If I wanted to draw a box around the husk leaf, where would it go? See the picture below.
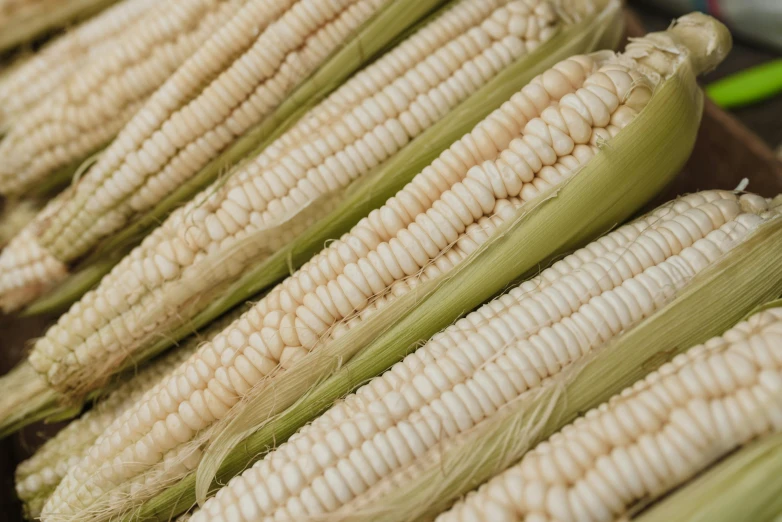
[632,431,782,522]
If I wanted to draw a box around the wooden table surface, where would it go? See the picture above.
[0,4,780,520]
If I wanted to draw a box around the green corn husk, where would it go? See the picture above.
[22,0,452,316]
[0,0,119,53]
[632,432,782,522]
[126,13,722,521]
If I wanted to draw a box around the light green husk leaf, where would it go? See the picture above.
[125,11,725,521]
[632,430,782,522]
[22,0,451,316]
[0,0,120,52]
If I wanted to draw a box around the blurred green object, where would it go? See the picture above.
[706,59,782,108]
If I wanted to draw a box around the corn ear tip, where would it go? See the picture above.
[669,12,732,75]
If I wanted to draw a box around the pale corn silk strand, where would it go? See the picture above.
[0,0,158,127]
[0,0,245,197]
[43,39,656,521]
[437,306,782,522]
[0,0,391,313]
[15,344,197,517]
[29,0,566,402]
[185,191,771,522]
[14,308,243,518]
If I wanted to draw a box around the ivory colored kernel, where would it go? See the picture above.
[439,306,782,522]
[44,16,697,521]
[0,0,245,197]
[188,191,774,521]
[0,0,157,127]
[13,311,239,519]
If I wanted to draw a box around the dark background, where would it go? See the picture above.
[0,3,780,521]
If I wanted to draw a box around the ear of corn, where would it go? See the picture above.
[0,0,445,313]
[177,189,782,522]
[24,0,599,318]
[0,0,120,52]
[0,0,621,436]
[0,0,247,199]
[22,0,623,319]
[40,14,726,522]
[436,302,782,522]
[436,303,782,522]
[193,10,730,505]
[632,430,782,522]
[0,198,42,247]
[13,306,244,520]
[0,0,158,130]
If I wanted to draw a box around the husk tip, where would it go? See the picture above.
[670,12,732,75]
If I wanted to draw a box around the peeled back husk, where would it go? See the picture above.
[632,431,782,522]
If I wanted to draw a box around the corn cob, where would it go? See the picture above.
[438,304,782,522]
[28,0,574,403]
[180,190,781,522]
[0,0,542,437]
[13,307,243,520]
[0,0,158,130]
[41,15,727,522]
[37,2,626,403]
[0,0,119,52]
[21,0,623,321]
[632,430,782,522]
[0,198,42,247]
[0,0,443,313]
[0,0,245,199]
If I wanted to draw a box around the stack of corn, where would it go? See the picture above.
[1,2,779,521]
[0,0,622,431]
[0,0,450,314]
